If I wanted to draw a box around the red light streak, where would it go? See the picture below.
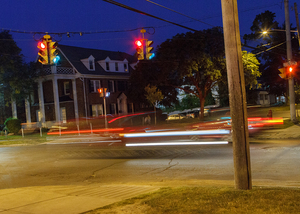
[47,128,124,135]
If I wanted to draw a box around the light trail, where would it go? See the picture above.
[126,141,228,147]
[121,129,230,138]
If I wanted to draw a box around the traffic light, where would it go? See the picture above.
[48,40,60,64]
[146,40,154,60]
[135,40,144,60]
[278,67,286,79]
[98,88,108,97]
[286,66,294,79]
[37,40,48,64]
[98,88,104,97]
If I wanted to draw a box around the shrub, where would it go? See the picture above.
[4,118,21,135]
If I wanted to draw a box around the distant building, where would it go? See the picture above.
[18,44,141,128]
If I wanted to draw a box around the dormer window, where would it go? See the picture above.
[81,55,95,71]
[115,63,119,71]
[89,60,94,70]
[106,62,110,71]
[124,63,128,72]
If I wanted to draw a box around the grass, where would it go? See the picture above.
[0,133,49,145]
[84,186,300,214]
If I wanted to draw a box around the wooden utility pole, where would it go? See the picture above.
[285,0,297,123]
[294,3,300,47]
[221,0,252,190]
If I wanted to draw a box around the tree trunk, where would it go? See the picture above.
[199,97,205,120]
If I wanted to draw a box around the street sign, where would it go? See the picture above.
[283,61,297,67]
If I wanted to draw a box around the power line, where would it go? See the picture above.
[102,0,197,32]
[145,0,215,27]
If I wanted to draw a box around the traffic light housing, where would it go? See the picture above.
[98,88,108,97]
[98,88,104,97]
[49,41,60,64]
[278,68,286,79]
[146,40,154,60]
[135,40,144,60]
[37,40,48,64]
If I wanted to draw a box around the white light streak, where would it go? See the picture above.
[126,141,228,147]
[123,129,230,138]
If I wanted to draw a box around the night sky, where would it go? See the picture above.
[0,0,297,62]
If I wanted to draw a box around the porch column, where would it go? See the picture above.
[38,80,46,124]
[52,76,60,123]
[25,98,31,127]
[11,98,17,118]
[72,78,79,122]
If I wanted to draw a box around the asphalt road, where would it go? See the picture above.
[1,138,300,189]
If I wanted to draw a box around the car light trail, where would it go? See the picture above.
[47,128,124,135]
[126,141,228,147]
[121,129,230,138]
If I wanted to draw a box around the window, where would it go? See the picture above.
[60,107,67,123]
[36,110,41,122]
[64,81,70,95]
[115,62,119,71]
[264,94,268,101]
[124,63,128,72]
[89,60,94,70]
[90,80,100,92]
[92,104,103,117]
[108,80,115,93]
[106,62,110,71]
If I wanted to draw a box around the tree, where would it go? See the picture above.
[154,27,226,119]
[218,50,261,106]
[243,11,299,99]
[0,31,37,122]
[145,84,164,125]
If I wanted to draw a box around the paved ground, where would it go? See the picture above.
[0,123,300,214]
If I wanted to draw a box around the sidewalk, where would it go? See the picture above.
[0,184,160,214]
[251,124,300,140]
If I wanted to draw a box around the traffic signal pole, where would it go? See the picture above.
[221,0,252,190]
[285,0,297,123]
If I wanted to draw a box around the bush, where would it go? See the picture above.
[4,118,21,135]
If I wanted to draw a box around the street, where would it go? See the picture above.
[1,139,300,189]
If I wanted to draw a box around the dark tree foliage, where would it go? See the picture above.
[243,10,300,98]
[153,27,225,119]
[0,31,38,123]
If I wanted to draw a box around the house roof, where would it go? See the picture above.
[57,44,137,75]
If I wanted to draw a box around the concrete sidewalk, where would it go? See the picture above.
[251,124,300,140]
[0,184,160,214]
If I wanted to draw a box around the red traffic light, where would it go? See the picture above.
[38,41,46,50]
[135,40,143,47]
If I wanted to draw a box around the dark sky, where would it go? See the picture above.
[0,0,297,62]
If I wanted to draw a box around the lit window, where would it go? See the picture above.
[92,104,103,117]
[124,63,128,72]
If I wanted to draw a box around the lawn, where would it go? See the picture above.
[0,133,49,145]
[84,186,300,214]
